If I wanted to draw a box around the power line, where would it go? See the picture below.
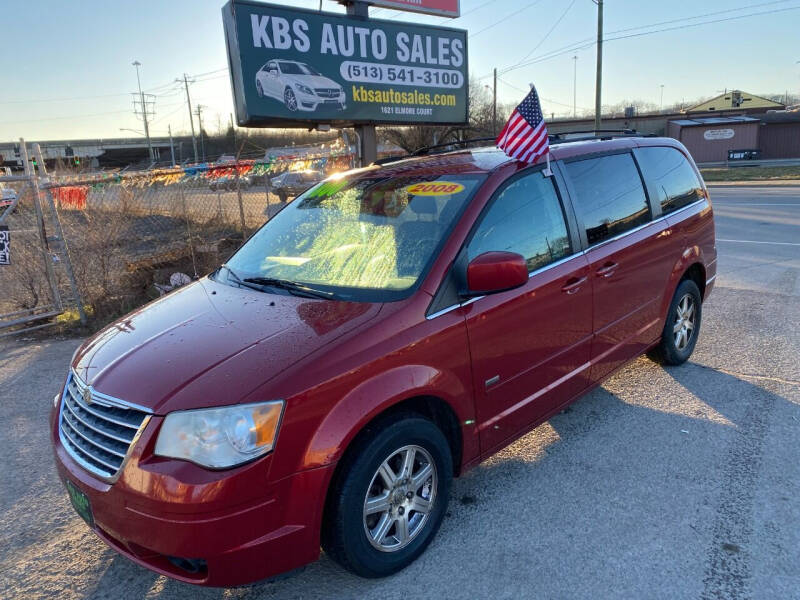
[605,0,797,37]
[497,77,589,110]
[508,0,577,68]
[497,3,800,77]
[0,109,130,125]
[469,0,544,38]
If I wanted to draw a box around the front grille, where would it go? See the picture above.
[59,372,150,479]
[314,88,340,98]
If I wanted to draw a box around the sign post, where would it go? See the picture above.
[346,1,376,165]
[222,0,468,165]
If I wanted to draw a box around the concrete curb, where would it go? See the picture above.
[706,180,800,187]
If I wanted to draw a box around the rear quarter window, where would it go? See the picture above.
[564,153,650,246]
[635,146,704,215]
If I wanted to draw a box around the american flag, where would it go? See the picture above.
[495,86,549,164]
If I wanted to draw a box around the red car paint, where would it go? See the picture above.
[51,136,716,586]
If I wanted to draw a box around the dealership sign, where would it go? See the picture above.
[703,128,735,141]
[368,0,460,18]
[222,0,468,127]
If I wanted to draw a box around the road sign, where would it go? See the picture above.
[222,0,468,127]
[367,0,460,18]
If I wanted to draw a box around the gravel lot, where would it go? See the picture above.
[1,186,798,600]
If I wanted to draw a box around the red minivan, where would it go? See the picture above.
[51,135,716,586]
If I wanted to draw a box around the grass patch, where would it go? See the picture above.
[701,165,800,182]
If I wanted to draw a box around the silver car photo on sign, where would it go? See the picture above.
[255,60,346,112]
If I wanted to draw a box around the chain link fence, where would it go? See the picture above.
[0,150,357,333]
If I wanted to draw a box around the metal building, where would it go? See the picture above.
[667,116,761,163]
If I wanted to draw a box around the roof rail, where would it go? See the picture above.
[549,128,638,142]
[372,136,496,165]
[371,130,651,166]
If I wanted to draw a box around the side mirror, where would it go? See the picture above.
[465,251,528,296]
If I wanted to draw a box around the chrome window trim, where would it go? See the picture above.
[425,197,707,321]
[58,370,152,483]
[583,198,706,252]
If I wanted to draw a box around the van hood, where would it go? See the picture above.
[72,277,381,414]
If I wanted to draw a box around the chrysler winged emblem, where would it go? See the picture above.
[82,386,93,405]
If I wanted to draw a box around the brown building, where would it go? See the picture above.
[758,111,800,159]
[667,116,761,163]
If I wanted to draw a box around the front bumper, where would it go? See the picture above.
[51,404,334,587]
[294,90,346,111]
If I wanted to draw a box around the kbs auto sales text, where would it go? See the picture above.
[250,15,464,68]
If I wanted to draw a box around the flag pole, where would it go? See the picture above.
[543,151,553,177]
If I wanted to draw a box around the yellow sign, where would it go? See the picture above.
[406,181,465,196]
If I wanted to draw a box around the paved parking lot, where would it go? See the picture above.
[1,185,798,600]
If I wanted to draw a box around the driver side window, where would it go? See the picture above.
[467,171,571,272]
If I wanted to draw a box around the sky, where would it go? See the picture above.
[2,0,800,142]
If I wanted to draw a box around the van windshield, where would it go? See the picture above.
[223,174,485,301]
[279,62,320,76]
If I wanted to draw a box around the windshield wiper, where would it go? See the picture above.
[217,264,274,294]
[219,265,334,300]
[243,277,335,300]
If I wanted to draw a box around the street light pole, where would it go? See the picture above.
[660,84,665,112]
[593,0,603,130]
[132,61,154,162]
[168,124,176,167]
[573,55,578,118]
[195,105,206,162]
[492,68,497,136]
[179,73,199,164]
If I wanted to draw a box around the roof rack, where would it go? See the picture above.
[548,128,639,143]
[372,137,496,165]
[372,129,652,166]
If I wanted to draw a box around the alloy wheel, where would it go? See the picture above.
[362,445,437,552]
[285,89,298,111]
[673,293,696,351]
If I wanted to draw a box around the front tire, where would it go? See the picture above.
[322,415,453,578]
[649,279,702,365]
[284,87,298,112]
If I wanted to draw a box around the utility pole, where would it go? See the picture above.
[168,124,176,167]
[347,1,377,165]
[594,0,603,130]
[132,61,154,161]
[660,84,665,112]
[572,55,578,118]
[492,68,497,136]
[195,105,206,162]
[230,113,237,154]
[178,73,199,163]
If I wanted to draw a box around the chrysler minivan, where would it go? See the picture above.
[52,134,716,586]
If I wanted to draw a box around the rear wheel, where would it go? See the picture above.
[322,415,452,578]
[649,279,702,365]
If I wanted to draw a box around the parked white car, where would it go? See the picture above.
[255,60,346,112]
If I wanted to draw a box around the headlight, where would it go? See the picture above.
[155,401,284,469]
[295,84,314,95]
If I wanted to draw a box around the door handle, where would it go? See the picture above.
[596,261,618,278]
[561,276,587,294]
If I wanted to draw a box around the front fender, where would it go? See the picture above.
[302,364,475,470]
